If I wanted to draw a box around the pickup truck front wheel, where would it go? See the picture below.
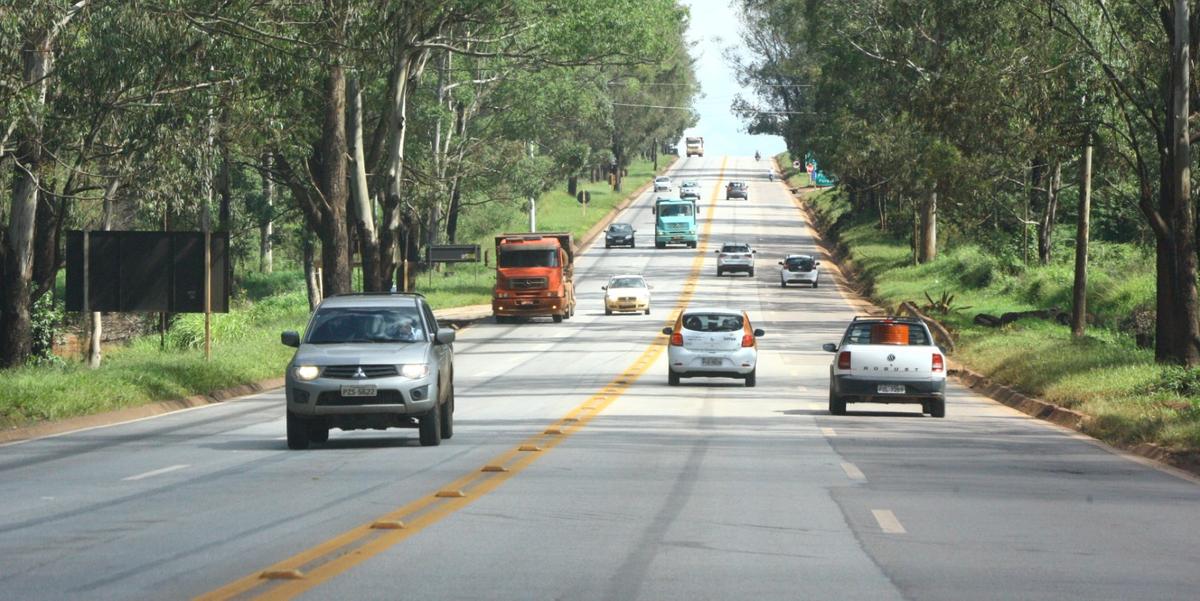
[286,411,311,450]
[419,404,443,446]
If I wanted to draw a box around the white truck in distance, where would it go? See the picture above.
[685,136,704,157]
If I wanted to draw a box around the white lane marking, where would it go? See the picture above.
[872,509,906,534]
[122,464,190,482]
[841,461,865,481]
[821,427,837,437]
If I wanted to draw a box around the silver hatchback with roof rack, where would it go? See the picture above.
[280,292,456,449]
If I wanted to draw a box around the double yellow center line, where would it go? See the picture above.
[197,157,728,600]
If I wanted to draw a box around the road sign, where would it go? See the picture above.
[427,244,481,263]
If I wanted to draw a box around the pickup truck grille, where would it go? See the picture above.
[317,390,405,405]
[322,365,399,379]
[510,277,548,290]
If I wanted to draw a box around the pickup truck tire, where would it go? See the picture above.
[552,314,564,323]
[419,404,442,446]
[749,268,755,277]
[668,372,680,386]
[440,389,454,439]
[308,420,329,443]
[745,369,757,387]
[286,411,311,450]
[930,399,946,418]
[813,281,819,288]
[828,389,847,415]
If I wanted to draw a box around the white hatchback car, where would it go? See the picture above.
[779,254,820,287]
[663,308,764,387]
[603,274,651,315]
[653,176,673,192]
[716,243,756,276]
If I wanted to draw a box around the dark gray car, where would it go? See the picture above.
[281,293,455,449]
[605,222,636,248]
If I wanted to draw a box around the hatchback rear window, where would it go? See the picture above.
[682,313,744,332]
[722,245,750,253]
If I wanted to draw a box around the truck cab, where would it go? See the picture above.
[654,198,698,249]
[492,233,576,323]
[685,136,704,157]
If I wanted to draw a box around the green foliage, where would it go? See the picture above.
[28,294,66,368]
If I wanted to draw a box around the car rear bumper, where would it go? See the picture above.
[833,375,945,402]
[719,261,753,272]
[668,347,756,376]
[782,271,818,283]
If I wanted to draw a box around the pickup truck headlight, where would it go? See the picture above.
[400,364,430,379]
[294,365,320,381]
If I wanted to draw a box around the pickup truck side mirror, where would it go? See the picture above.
[753,328,765,337]
[281,331,301,347]
[601,285,607,290]
[777,261,784,265]
[436,327,456,345]
[815,261,821,266]
[752,250,757,254]
[661,327,673,335]
[822,343,838,353]
[713,249,720,254]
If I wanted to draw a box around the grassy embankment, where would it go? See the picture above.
[0,158,663,429]
[779,154,1200,453]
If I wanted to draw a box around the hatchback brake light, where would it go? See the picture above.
[837,351,852,370]
[670,332,683,346]
[932,353,944,372]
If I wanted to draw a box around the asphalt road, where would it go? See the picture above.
[1,156,1198,600]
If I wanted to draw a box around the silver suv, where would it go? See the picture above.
[280,293,456,449]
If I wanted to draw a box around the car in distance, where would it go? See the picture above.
[605,222,636,248]
[725,181,749,200]
[823,316,946,417]
[779,254,820,287]
[602,274,652,315]
[679,180,701,200]
[663,308,764,387]
[281,293,456,449]
[654,176,673,192]
[716,242,756,276]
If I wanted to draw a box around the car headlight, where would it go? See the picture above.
[400,364,430,379]
[294,365,320,381]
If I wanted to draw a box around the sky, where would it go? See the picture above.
[679,0,787,159]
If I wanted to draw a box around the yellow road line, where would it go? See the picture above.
[196,157,729,601]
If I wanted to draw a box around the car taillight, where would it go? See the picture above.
[741,333,754,347]
[932,353,944,372]
[670,332,683,346]
[837,351,852,370]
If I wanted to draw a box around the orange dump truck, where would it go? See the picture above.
[492,233,576,323]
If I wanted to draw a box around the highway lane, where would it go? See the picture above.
[0,155,1198,600]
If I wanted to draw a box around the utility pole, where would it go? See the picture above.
[527,140,536,232]
[1071,124,1093,337]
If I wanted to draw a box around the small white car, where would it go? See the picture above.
[603,274,651,315]
[823,316,947,417]
[653,176,673,192]
[679,180,701,200]
[716,243,756,276]
[663,308,764,387]
[779,254,820,287]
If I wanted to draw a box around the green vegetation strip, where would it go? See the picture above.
[0,159,665,431]
[787,166,1200,455]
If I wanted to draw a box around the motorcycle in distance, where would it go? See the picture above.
[754,151,761,161]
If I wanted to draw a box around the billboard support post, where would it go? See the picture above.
[204,230,212,361]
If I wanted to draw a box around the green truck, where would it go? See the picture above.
[654,197,698,248]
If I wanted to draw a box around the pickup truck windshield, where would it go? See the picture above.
[306,307,425,344]
[499,249,559,268]
[659,204,694,217]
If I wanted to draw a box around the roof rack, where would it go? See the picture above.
[851,315,923,324]
[331,291,425,298]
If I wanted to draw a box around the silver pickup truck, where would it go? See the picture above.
[822,316,946,417]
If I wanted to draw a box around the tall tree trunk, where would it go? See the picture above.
[1071,135,1093,337]
[445,176,462,243]
[567,176,578,197]
[347,74,381,291]
[317,63,352,297]
[88,177,118,368]
[917,189,937,263]
[379,52,431,291]
[217,138,232,232]
[0,32,54,368]
[259,153,273,274]
[303,235,321,310]
[1037,161,1061,265]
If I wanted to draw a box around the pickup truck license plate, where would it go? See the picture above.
[877,384,905,394]
[340,385,377,397]
[701,357,723,366]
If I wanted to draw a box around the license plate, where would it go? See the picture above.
[701,357,723,366]
[340,385,377,397]
[877,384,905,394]
[517,300,535,306]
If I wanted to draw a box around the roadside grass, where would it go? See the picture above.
[785,161,1200,453]
[0,158,666,430]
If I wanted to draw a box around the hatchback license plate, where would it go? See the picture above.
[877,384,905,394]
[701,357,723,367]
[341,385,377,397]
